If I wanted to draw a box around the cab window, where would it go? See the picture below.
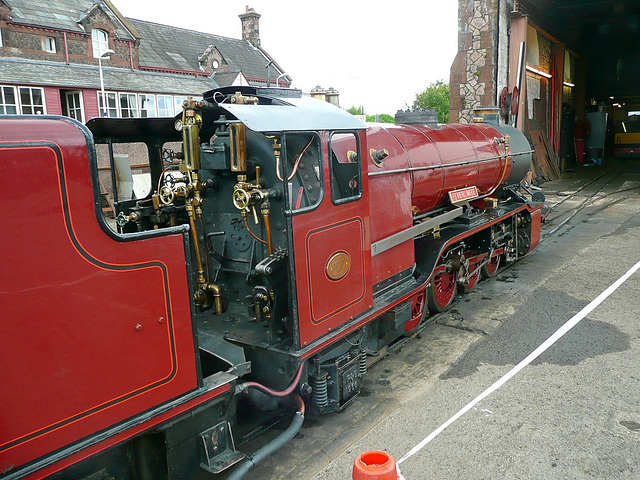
[283,132,322,212]
[329,132,361,204]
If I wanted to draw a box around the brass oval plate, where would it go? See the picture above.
[326,251,351,281]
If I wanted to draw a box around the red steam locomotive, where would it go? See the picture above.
[0,86,543,479]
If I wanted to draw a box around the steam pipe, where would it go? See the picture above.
[206,283,223,315]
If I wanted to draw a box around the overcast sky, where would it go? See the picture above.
[116,1,458,114]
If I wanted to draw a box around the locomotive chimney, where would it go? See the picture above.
[239,6,261,47]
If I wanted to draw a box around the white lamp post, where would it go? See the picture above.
[98,49,115,117]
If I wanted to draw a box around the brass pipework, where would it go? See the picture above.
[186,203,206,286]
[206,283,224,314]
[180,98,203,172]
[230,92,258,105]
[261,200,274,255]
[230,123,247,172]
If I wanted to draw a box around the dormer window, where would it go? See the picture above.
[91,29,109,58]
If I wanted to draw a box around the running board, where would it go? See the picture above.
[371,207,463,256]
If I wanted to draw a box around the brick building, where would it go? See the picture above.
[0,1,289,122]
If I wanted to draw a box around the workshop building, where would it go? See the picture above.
[450,0,640,178]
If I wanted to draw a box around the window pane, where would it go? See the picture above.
[285,133,322,211]
[174,96,187,115]
[139,94,156,117]
[20,88,31,106]
[329,132,362,204]
[32,89,43,106]
[1,86,18,114]
[119,93,137,117]
[4,87,15,105]
[157,95,173,116]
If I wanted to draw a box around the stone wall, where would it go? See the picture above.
[450,0,502,123]
[0,19,136,69]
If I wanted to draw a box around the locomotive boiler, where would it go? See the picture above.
[0,86,543,479]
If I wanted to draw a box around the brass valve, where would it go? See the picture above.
[115,210,140,227]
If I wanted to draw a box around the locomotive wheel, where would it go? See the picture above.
[404,290,427,335]
[463,260,481,292]
[427,269,457,313]
[481,255,501,278]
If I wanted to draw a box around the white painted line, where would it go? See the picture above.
[397,258,640,467]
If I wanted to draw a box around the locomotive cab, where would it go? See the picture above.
[88,87,376,389]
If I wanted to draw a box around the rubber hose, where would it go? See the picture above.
[227,395,305,480]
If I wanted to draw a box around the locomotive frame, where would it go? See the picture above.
[0,86,543,479]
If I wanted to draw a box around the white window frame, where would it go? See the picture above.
[97,91,119,117]
[118,92,138,118]
[0,85,18,114]
[138,94,157,118]
[44,37,56,53]
[157,95,174,117]
[65,91,84,122]
[18,87,46,115]
[91,29,109,58]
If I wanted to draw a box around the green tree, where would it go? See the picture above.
[413,80,450,123]
[347,106,363,115]
[365,113,395,123]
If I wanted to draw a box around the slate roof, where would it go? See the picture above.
[0,57,216,94]
[127,19,287,82]
[4,0,136,40]
[2,1,290,87]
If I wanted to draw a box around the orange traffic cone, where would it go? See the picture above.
[352,451,398,480]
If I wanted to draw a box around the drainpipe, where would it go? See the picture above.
[129,41,134,71]
[63,32,69,65]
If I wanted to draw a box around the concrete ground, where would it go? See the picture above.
[250,158,640,480]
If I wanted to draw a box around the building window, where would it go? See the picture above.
[45,37,56,53]
[119,92,138,117]
[19,87,45,114]
[174,96,188,115]
[98,91,118,117]
[91,29,109,58]
[157,95,174,116]
[138,94,157,117]
[0,86,18,114]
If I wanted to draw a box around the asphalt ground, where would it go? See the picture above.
[250,158,640,480]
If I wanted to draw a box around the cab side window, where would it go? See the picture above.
[329,132,361,204]
[284,132,322,212]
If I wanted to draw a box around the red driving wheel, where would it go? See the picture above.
[404,290,427,334]
[481,255,501,278]
[427,268,457,313]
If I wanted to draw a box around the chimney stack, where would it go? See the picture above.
[239,6,261,47]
